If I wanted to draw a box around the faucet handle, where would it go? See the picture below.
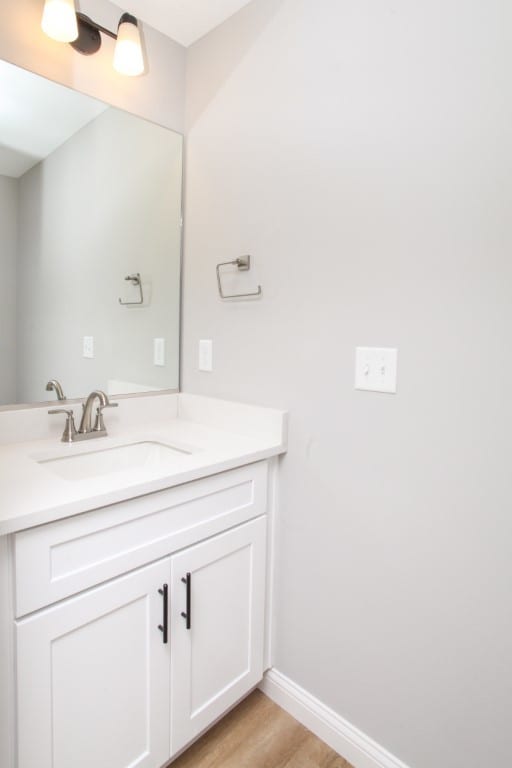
[48,409,77,443]
[93,401,119,432]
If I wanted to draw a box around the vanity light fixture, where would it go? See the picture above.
[41,0,78,42]
[113,14,145,76]
[41,0,145,77]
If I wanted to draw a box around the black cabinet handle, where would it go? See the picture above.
[158,584,168,643]
[181,573,191,630]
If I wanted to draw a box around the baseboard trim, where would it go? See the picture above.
[260,669,411,768]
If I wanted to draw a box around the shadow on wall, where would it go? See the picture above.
[186,0,287,128]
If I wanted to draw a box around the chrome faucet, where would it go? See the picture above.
[46,379,66,401]
[49,390,118,443]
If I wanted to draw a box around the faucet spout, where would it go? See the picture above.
[78,390,110,434]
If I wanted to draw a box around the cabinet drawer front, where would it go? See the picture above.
[14,462,267,617]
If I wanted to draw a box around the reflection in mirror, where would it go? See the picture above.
[0,59,182,408]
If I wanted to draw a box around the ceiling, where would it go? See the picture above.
[122,0,254,47]
[0,60,107,178]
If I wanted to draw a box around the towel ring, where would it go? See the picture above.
[216,256,262,300]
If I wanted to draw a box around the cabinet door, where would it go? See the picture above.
[170,517,266,755]
[16,559,171,768]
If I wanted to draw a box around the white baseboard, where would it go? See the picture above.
[260,669,411,768]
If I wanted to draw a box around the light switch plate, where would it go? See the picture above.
[153,338,165,367]
[198,339,213,372]
[355,347,398,393]
[83,336,94,359]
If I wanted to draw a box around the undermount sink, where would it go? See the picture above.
[38,441,192,482]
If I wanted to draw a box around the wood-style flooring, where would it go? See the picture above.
[171,690,353,768]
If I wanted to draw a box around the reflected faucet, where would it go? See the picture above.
[46,379,66,401]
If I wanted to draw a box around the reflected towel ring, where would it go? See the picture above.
[119,273,143,305]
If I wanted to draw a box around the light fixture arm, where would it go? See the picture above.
[74,11,138,42]
[80,13,117,40]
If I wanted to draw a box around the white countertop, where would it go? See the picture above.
[0,393,287,535]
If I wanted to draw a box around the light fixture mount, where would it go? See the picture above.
[70,12,115,56]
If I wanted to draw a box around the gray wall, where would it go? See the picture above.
[0,176,17,403]
[0,0,185,132]
[182,1,512,767]
[17,108,182,403]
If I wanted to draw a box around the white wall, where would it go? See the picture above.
[182,1,512,767]
[0,0,185,132]
[16,107,182,403]
[0,176,18,404]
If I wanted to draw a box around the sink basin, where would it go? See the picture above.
[38,441,191,482]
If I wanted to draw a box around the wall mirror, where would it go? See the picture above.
[0,59,182,409]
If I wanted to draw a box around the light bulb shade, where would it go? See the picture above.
[113,14,144,77]
[41,0,78,43]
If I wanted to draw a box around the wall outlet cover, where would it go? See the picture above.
[199,339,213,372]
[83,336,94,359]
[153,338,166,367]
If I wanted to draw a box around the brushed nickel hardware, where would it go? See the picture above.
[49,390,118,442]
[119,273,143,305]
[93,401,119,432]
[79,390,118,435]
[216,256,262,300]
[48,409,77,443]
[46,380,66,401]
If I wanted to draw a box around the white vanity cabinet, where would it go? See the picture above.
[9,461,270,768]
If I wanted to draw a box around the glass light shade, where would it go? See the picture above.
[41,0,78,43]
[113,17,144,77]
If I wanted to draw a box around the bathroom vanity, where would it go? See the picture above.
[0,393,287,768]
[0,40,287,768]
